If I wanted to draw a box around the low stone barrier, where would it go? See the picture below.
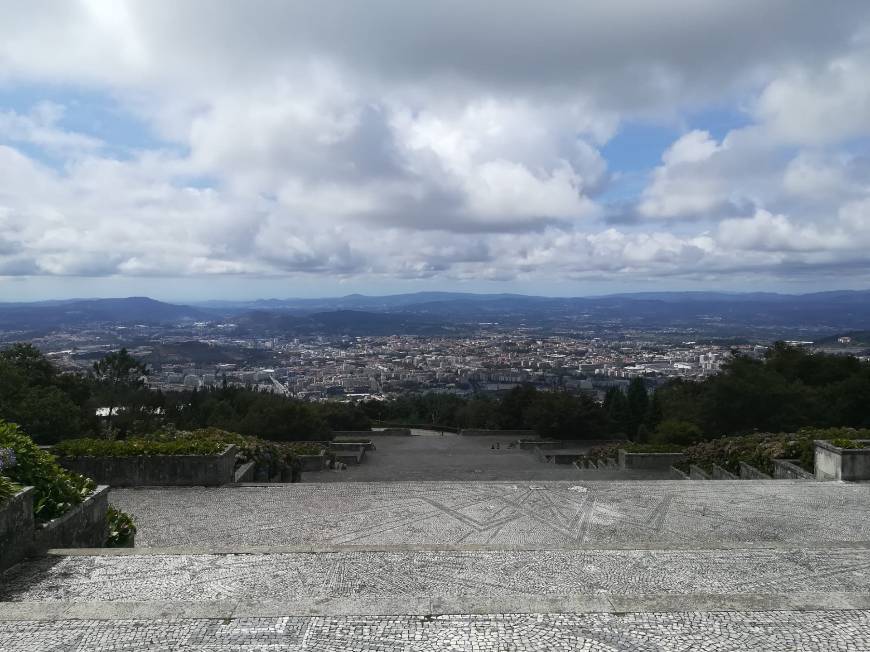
[297,452,328,472]
[772,459,814,480]
[332,449,365,465]
[329,442,375,452]
[0,487,34,572]
[689,464,711,480]
[618,450,686,471]
[34,485,109,552]
[670,466,690,480]
[711,464,738,480]
[234,461,256,483]
[1,485,109,572]
[59,445,236,487]
[739,461,771,479]
[815,440,870,481]
[460,429,538,438]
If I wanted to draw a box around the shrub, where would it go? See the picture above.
[285,442,325,456]
[105,505,136,547]
[0,474,20,504]
[148,427,304,475]
[621,443,684,453]
[829,438,870,449]
[53,438,225,457]
[0,420,95,521]
[652,420,703,446]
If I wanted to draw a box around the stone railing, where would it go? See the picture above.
[772,459,814,480]
[618,450,685,471]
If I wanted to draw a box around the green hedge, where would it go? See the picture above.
[148,427,304,474]
[0,420,95,521]
[53,438,225,458]
[0,474,20,504]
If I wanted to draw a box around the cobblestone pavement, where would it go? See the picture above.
[112,480,870,547]
[2,612,869,651]
[4,547,870,602]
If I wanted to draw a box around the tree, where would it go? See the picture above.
[91,349,148,437]
[626,377,649,439]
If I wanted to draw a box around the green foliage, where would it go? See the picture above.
[652,419,703,446]
[829,438,870,449]
[681,428,870,475]
[53,438,225,457]
[621,443,684,453]
[284,442,326,456]
[0,474,20,503]
[656,345,870,438]
[149,427,305,475]
[0,343,97,444]
[105,505,136,547]
[0,420,96,521]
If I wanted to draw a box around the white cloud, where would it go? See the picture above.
[1,1,870,292]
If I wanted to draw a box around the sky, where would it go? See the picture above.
[1,1,870,301]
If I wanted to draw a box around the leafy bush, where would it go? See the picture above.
[147,427,304,475]
[621,443,684,453]
[652,420,703,446]
[681,428,870,475]
[285,442,326,456]
[829,438,870,449]
[0,420,95,521]
[105,505,136,547]
[53,438,225,457]
[0,474,20,504]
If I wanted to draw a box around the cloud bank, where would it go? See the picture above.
[1,1,869,296]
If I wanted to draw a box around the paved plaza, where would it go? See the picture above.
[3,433,870,649]
[111,480,870,547]
[302,431,660,482]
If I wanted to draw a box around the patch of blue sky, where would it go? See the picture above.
[0,83,167,159]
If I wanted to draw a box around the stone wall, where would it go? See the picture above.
[772,459,814,480]
[670,466,690,480]
[618,450,685,470]
[460,429,538,438]
[689,464,711,480]
[711,464,738,480]
[340,428,411,437]
[739,461,771,479]
[1,485,109,571]
[59,445,236,487]
[0,487,34,572]
[815,440,870,481]
[297,452,328,472]
[33,485,109,552]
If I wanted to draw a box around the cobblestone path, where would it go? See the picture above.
[3,480,870,650]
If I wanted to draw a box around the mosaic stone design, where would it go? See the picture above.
[113,481,870,548]
[2,612,869,651]
[4,547,870,602]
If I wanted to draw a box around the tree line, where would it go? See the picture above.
[1,342,869,445]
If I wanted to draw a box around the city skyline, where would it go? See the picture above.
[2,2,870,300]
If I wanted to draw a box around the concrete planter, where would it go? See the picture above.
[618,450,686,471]
[815,440,870,481]
[0,487,35,572]
[739,461,772,479]
[34,485,109,552]
[59,445,236,487]
[772,459,814,480]
[670,466,690,480]
[329,441,375,452]
[711,464,738,480]
[1,485,109,571]
[689,464,712,480]
[297,451,328,472]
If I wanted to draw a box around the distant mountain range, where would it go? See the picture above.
[1,290,869,337]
